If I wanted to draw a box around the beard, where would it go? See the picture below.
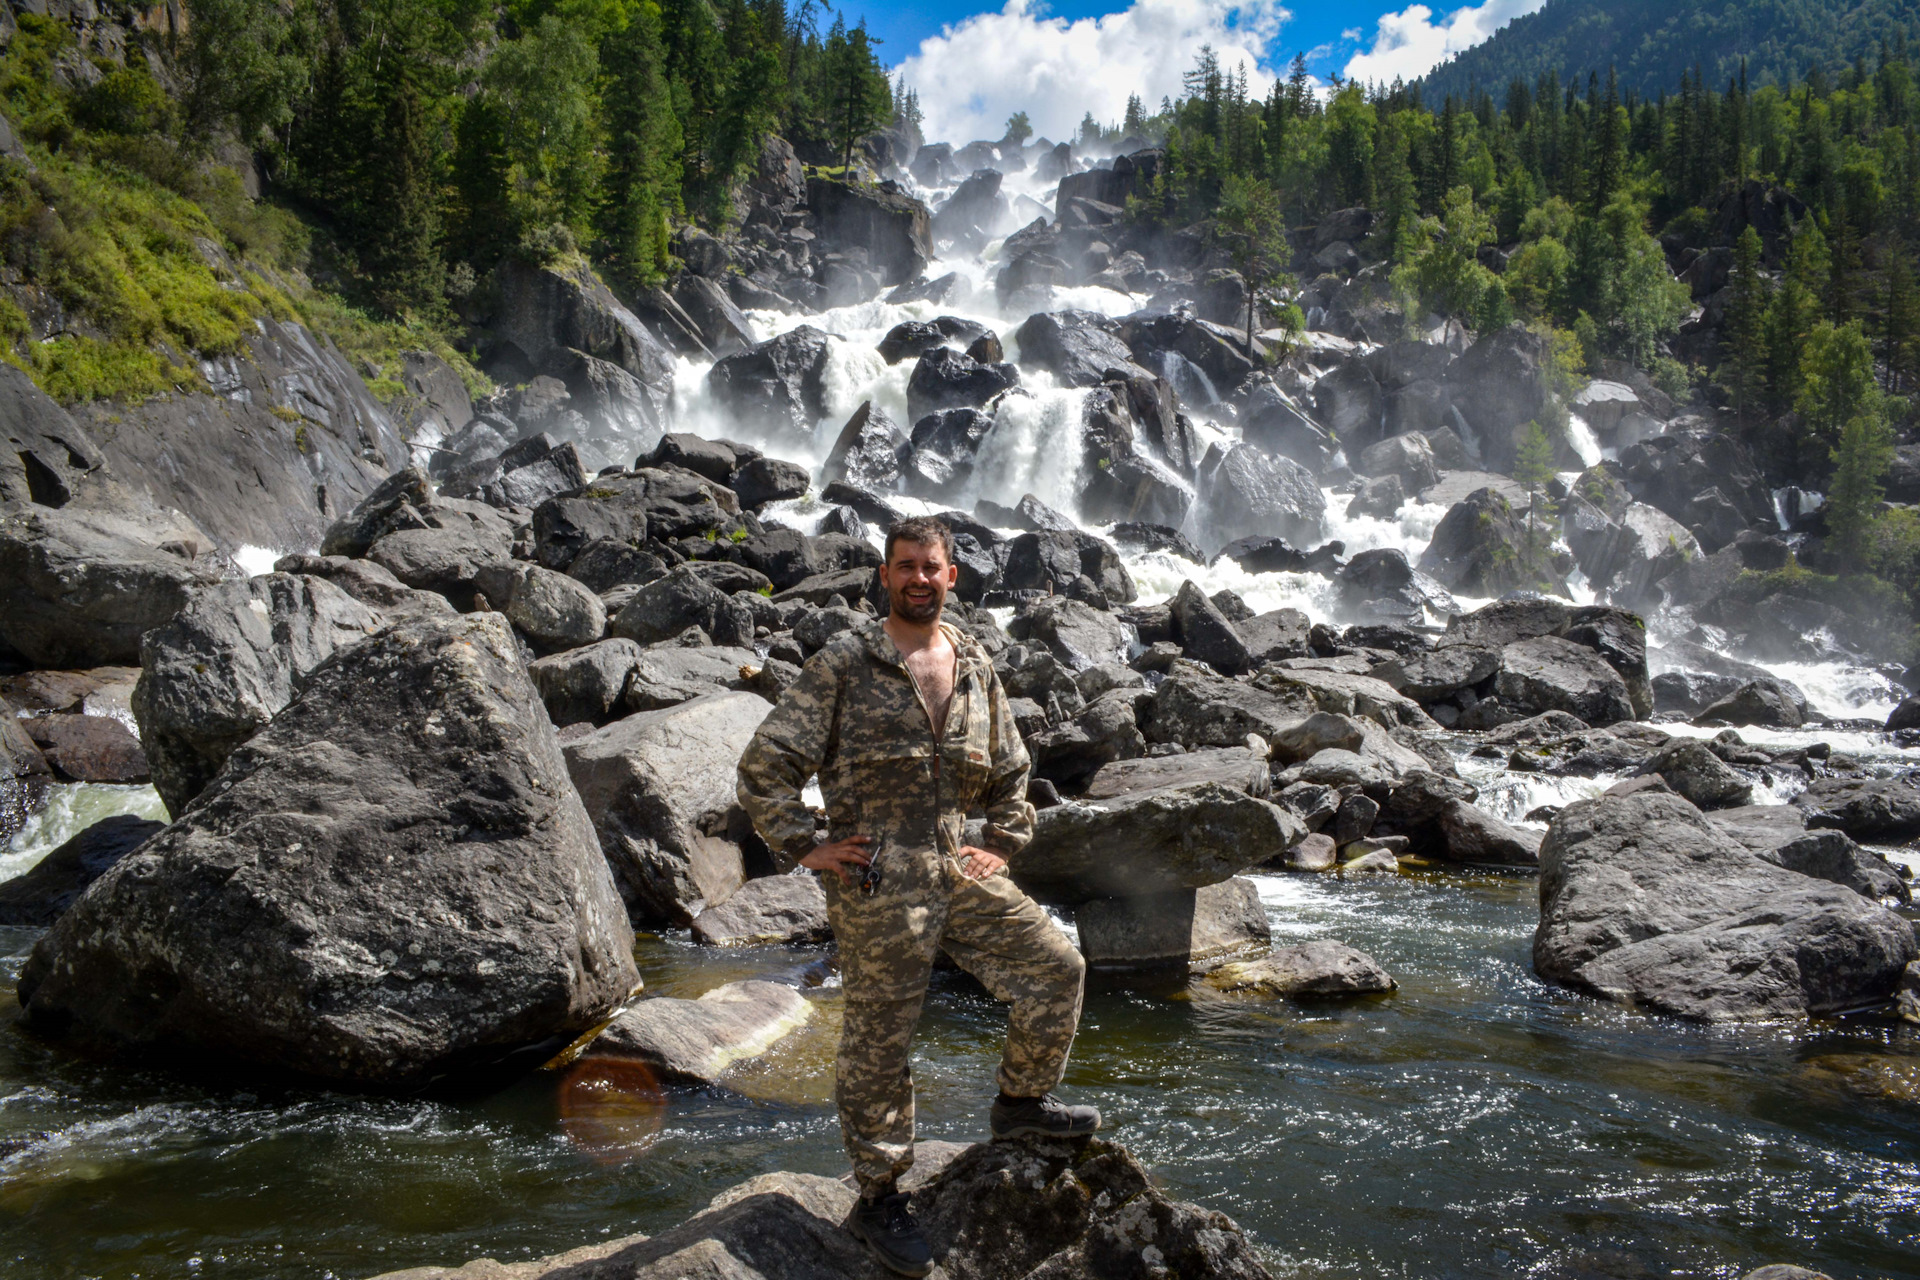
[890,586,943,622]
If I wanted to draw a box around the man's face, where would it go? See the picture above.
[881,538,956,623]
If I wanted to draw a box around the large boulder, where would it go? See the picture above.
[134,574,387,818]
[1192,443,1325,552]
[822,401,910,489]
[608,565,755,648]
[1015,596,1131,671]
[1792,775,1920,843]
[0,505,232,667]
[1614,431,1773,552]
[533,468,734,571]
[691,875,832,946]
[562,691,771,925]
[707,326,834,444]
[1636,739,1753,809]
[1013,311,1138,387]
[1418,487,1565,596]
[1533,791,1917,1021]
[17,614,639,1083]
[528,638,644,727]
[1444,323,1553,471]
[1709,805,1910,904]
[905,347,1018,423]
[1494,636,1635,726]
[1011,780,1304,905]
[806,177,933,286]
[1142,662,1315,747]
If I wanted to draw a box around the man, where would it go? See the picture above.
[737,514,1097,1277]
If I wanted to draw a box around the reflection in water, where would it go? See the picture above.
[557,1058,667,1164]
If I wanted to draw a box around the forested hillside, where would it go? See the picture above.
[1415,0,1920,104]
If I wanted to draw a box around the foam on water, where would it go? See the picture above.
[1,783,167,880]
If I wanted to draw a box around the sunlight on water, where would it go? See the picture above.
[0,783,166,881]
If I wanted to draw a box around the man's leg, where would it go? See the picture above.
[937,870,1088,1101]
[835,989,926,1193]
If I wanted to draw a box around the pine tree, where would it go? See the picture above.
[1886,252,1919,391]
[1215,174,1288,353]
[363,74,444,316]
[1719,225,1769,416]
[1828,405,1895,566]
[1589,64,1624,212]
[1122,94,1146,137]
[599,3,685,285]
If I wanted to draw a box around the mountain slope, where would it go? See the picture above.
[1414,0,1920,102]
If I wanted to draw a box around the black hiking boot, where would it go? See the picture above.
[847,1190,933,1277]
[990,1092,1102,1140]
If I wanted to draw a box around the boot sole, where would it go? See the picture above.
[846,1217,934,1278]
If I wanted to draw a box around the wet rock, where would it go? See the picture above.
[1281,831,1338,871]
[1565,605,1652,720]
[1444,323,1553,471]
[1614,431,1773,553]
[1170,579,1253,674]
[1634,738,1753,809]
[0,814,164,926]
[23,714,147,784]
[1708,805,1910,904]
[591,980,811,1083]
[1792,775,1920,843]
[691,876,832,946]
[1886,694,1920,732]
[1000,528,1136,603]
[1013,310,1139,387]
[805,177,932,286]
[1563,498,1699,608]
[902,407,995,501]
[731,457,810,510]
[563,691,770,925]
[1335,547,1454,621]
[1700,680,1806,728]
[1346,472,1406,519]
[1418,487,1565,596]
[18,614,639,1083]
[1192,443,1325,551]
[1202,941,1396,997]
[134,574,386,817]
[1340,849,1401,874]
[1356,432,1439,492]
[1012,780,1303,905]
[708,326,834,443]
[0,505,233,668]
[905,347,1019,423]
[609,566,754,648]
[489,258,674,435]
[1077,876,1269,968]
[1534,791,1916,1021]
[1494,636,1634,727]
[1311,360,1384,452]
[1434,800,1542,865]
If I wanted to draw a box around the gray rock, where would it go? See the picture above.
[1026,691,1146,790]
[1637,739,1753,809]
[624,646,762,712]
[1792,774,1920,842]
[0,814,165,926]
[821,401,910,489]
[1012,781,1304,905]
[1441,597,1569,649]
[905,347,1019,423]
[1282,831,1338,871]
[490,258,674,435]
[591,980,812,1082]
[440,435,589,511]
[1076,877,1270,968]
[1434,800,1542,865]
[1701,680,1806,728]
[0,505,233,668]
[1339,849,1401,874]
[1013,310,1138,387]
[1017,596,1131,671]
[609,565,754,648]
[1238,608,1312,664]
[134,574,387,817]
[273,554,456,620]
[1081,745,1269,801]
[373,1132,1273,1280]
[1418,487,1565,596]
[24,712,148,783]
[1202,940,1396,997]
[1374,645,1499,701]
[528,639,644,727]
[479,562,607,651]
[731,457,810,509]
[1709,805,1910,904]
[1193,443,1326,551]
[1143,663,1316,748]
[707,326,834,444]
[691,876,832,946]
[1534,791,1917,1021]
[1000,528,1135,603]
[563,691,771,925]
[1355,432,1439,491]
[1495,636,1634,726]
[1171,579,1253,674]
[18,614,639,1083]
[368,524,515,612]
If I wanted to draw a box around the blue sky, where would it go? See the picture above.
[853,0,1546,145]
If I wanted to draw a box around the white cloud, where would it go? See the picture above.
[899,0,1289,147]
[1341,0,1543,87]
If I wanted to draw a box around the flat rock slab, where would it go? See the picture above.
[691,875,832,946]
[1534,791,1916,1021]
[1792,774,1920,842]
[1079,745,1269,800]
[373,1134,1274,1279]
[1203,941,1397,997]
[593,980,813,1083]
[1012,780,1303,904]
[18,613,639,1085]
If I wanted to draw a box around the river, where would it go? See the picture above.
[2,156,1918,1280]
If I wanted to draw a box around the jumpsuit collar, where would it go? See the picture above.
[857,616,990,682]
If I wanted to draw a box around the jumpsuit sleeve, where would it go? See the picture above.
[737,646,844,871]
[978,662,1037,855]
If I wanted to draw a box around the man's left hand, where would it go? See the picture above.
[959,845,1007,880]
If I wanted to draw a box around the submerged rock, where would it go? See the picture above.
[591,980,812,1083]
[18,614,639,1084]
[1076,877,1270,968]
[1202,941,1397,998]
[1533,791,1915,1021]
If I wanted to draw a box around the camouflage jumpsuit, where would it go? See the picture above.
[737,618,1086,1192]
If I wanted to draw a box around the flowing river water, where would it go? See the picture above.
[3,160,1920,1279]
